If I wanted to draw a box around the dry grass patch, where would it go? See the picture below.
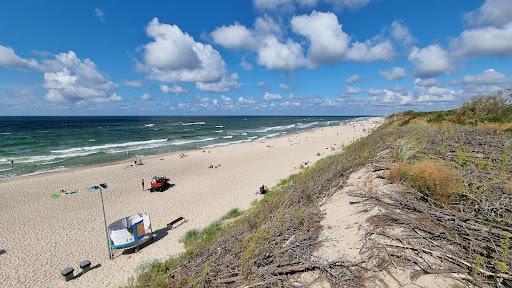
[389,160,465,205]
[477,122,512,134]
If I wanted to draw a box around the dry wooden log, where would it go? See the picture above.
[385,243,512,281]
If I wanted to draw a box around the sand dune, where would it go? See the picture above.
[0,117,383,288]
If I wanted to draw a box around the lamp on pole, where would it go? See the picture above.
[87,183,112,259]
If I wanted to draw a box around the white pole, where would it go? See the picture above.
[99,187,112,259]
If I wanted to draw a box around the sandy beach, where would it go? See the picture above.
[0,117,383,288]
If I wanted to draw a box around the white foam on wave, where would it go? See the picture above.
[23,167,67,177]
[201,137,254,148]
[214,130,223,133]
[222,135,233,139]
[181,122,206,126]
[215,125,223,128]
[170,137,217,146]
[144,123,155,127]
[252,124,296,133]
[50,139,169,154]
[5,151,97,164]
[108,142,171,153]
[259,132,281,140]
[296,122,318,129]
[1,132,11,135]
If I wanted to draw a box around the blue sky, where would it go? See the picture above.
[0,0,511,116]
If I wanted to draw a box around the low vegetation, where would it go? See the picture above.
[127,120,395,287]
[180,208,241,249]
[389,160,465,205]
[399,88,512,133]
[127,89,512,287]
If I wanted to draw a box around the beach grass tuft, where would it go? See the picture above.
[389,160,465,205]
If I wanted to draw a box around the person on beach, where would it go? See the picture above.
[142,179,145,190]
[10,160,14,166]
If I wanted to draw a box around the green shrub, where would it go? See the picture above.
[476,158,491,171]
[495,232,510,274]
[220,208,242,221]
[456,147,471,167]
[472,255,484,279]
[181,229,202,248]
[456,89,512,124]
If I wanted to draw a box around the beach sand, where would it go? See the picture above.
[0,117,383,288]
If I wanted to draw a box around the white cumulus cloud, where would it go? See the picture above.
[464,0,512,27]
[345,86,361,94]
[408,45,451,78]
[253,0,372,11]
[123,80,143,87]
[390,20,415,45]
[345,74,360,83]
[160,84,186,95]
[238,96,257,105]
[463,68,509,85]
[210,23,258,50]
[257,36,307,71]
[368,88,413,105]
[196,73,240,92]
[379,66,406,80]
[0,45,120,104]
[263,92,282,100]
[279,83,289,90]
[346,40,394,62]
[211,11,392,71]
[140,18,227,83]
[0,45,38,70]
[451,22,512,57]
[291,11,349,65]
[140,93,151,100]
[416,86,455,103]
[42,51,119,103]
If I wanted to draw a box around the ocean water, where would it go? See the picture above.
[0,116,362,180]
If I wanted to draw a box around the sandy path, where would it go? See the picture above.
[0,117,383,288]
[297,166,462,287]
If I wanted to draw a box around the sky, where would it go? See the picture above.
[0,0,511,116]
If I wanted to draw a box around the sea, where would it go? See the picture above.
[0,116,364,180]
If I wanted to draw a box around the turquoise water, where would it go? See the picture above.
[0,116,362,180]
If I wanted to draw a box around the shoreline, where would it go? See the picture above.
[0,117,383,288]
[0,117,373,183]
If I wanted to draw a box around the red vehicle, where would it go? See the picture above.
[150,176,170,192]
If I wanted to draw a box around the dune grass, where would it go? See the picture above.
[180,208,242,249]
[126,90,512,287]
[393,89,512,133]
[125,120,396,287]
[389,160,465,205]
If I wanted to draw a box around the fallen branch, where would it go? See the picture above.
[385,243,512,281]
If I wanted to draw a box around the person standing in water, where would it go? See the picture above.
[142,179,145,191]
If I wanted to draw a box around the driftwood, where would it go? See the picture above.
[215,260,365,285]
[385,243,512,281]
